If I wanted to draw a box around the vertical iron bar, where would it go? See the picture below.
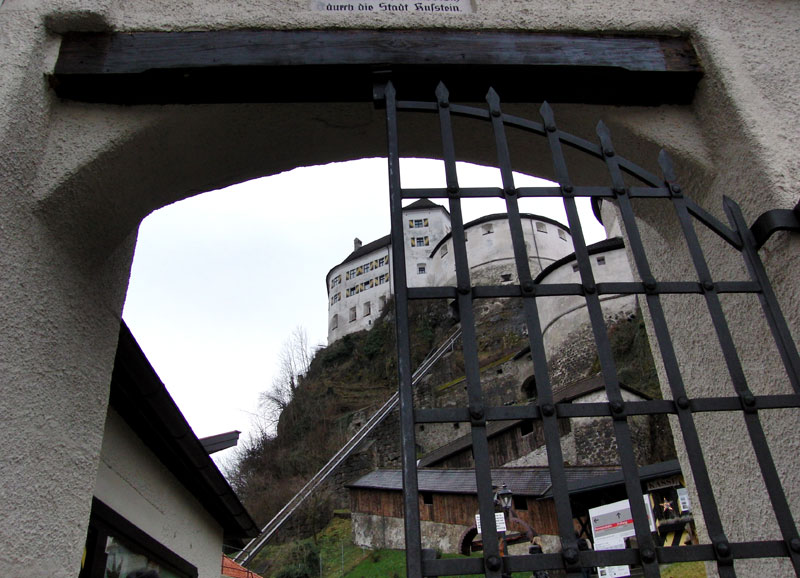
[487,90,576,576]
[436,82,503,578]
[661,150,800,575]
[722,197,800,394]
[540,102,659,578]
[384,82,423,578]
[597,122,736,577]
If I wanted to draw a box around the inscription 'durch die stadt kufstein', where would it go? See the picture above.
[311,0,472,13]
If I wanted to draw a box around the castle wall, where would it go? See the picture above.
[2,3,800,575]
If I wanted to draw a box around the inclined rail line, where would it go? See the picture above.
[235,327,462,566]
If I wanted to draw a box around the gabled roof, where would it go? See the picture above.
[348,460,682,499]
[325,234,391,288]
[403,198,450,214]
[111,323,260,547]
[348,466,621,497]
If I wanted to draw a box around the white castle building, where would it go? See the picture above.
[325,199,634,345]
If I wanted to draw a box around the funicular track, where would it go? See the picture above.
[234,326,462,566]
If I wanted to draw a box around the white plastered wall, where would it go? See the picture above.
[93,409,224,578]
[1,2,800,577]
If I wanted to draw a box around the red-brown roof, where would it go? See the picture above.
[222,555,264,578]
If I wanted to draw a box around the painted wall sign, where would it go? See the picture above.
[311,0,473,13]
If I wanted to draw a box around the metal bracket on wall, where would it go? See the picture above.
[750,200,800,250]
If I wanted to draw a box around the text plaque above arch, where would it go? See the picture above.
[52,30,701,105]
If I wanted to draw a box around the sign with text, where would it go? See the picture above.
[475,512,506,534]
[589,496,656,578]
[311,0,473,14]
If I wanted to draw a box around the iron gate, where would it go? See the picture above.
[380,82,800,577]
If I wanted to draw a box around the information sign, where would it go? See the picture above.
[475,512,506,534]
[589,496,656,578]
[310,0,473,14]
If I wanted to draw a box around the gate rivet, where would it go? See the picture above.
[613,187,626,195]
[676,396,690,410]
[546,124,557,133]
[790,538,800,553]
[485,555,502,571]
[610,400,625,414]
[715,541,731,558]
[641,548,656,563]
[491,109,502,118]
[470,406,484,421]
[584,283,596,295]
[505,187,517,197]
[703,281,714,292]
[563,548,579,565]
[604,148,615,158]
[447,185,459,197]
[458,284,471,295]
[644,280,657,292]
[671,184,682,195]
[438,100,450,108]
[742,392,756,407]
[541,403,555,417]
[562,185,574,194]
[522,281,535,294]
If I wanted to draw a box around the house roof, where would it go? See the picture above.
[348,466,622,497]
[348,460,682,499]
[403,198,449,213]
[325,234,391,288]
[534,236,625,284]
[111,323,260,547]
[222,555,265,578]
[429,213,570,258]
[417,374,649,468]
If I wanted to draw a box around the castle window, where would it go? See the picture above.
[330,314,338,330]
[501,273,512,282]
[441,244,448,257]
[349,307,357,322]
[522,375,537,401]
[597,256,606,265]
[414,219,425,228]
[417,263,426,275]
[536,222,548,233]
[558,229,567,241]
[482,224,494,235]
[572,263,579,272]
[364,301,371,316]
[379,295,387,310]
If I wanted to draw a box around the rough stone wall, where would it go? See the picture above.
[352,512,469,553]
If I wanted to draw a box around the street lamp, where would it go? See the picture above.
[496,483,513,512]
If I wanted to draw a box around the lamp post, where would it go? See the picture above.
[493,483,513,578]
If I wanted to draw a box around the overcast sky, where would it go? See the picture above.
[121,158,605,463]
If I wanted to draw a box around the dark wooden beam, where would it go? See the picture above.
[51,30,702,105]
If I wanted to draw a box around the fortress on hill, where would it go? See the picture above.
[314,200,683,555]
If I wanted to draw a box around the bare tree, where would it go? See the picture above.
[259,326,312,426]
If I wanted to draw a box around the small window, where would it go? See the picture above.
[349,307,357,322]
[520,420,534,436]
[416,237,425,247]
[363,301,371,316]
[441,244,448,257]
[379,295,387,310]
[597,256,606,265]
[330,314,338,330]
[418,263,426,275]
[513,495,528,511]
[422,492,434,506]
[414,219,425,228]
[558,229,567,241]
[482,224,494,235]
[500,273,512,282]
[536,222,547,233]
[572,263,579,272]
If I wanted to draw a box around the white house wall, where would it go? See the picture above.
[93,409,224,578]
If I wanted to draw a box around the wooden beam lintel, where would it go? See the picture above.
[52,29,702,105]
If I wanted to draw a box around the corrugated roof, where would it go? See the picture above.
[348,466,621,497]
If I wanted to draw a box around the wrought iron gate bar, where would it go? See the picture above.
[598,124,738,576]
[660,151,800,573]
[434,82,504,578]
[723,198,800,393]
[383,83,800,577]
[541,101,661,578]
